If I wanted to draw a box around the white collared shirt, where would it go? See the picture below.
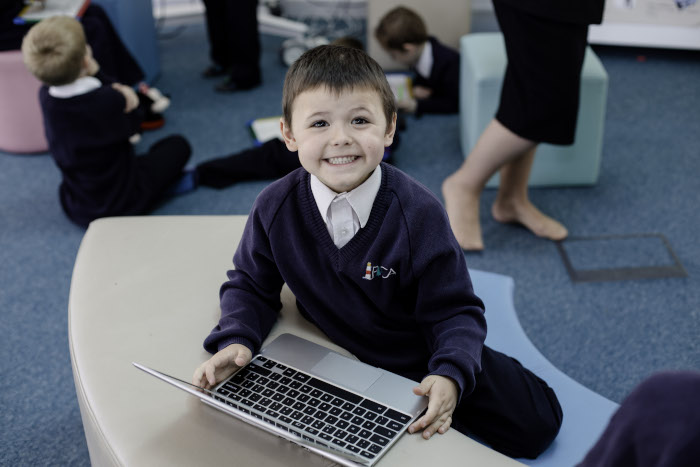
[310,166,382,248]
[415,40,433,79]
[48,76,101,99]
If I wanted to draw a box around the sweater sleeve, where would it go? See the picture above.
[203,198,286,355]
[409,198,487,400]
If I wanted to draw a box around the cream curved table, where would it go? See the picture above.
[69,216,522,467]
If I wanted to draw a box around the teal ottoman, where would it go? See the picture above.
[459,33,608,187]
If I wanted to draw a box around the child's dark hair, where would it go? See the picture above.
[282,45,396,131]
[375,6,428,51]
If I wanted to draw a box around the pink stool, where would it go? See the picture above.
[0,49,49,154]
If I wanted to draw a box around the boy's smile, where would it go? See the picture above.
[281,87,396,193]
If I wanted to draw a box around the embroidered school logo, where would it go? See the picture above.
[362,262,396,280]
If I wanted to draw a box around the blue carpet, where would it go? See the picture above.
[1,13,699,466]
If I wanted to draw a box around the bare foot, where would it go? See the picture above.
[442,175,484,251]
[491,199,568,241]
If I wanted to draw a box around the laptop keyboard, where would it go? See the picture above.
[213,355,413,462]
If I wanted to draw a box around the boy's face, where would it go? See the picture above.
[281,87,396,193]
[388,43,422,67]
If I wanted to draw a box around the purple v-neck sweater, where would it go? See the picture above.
[204,163,487,397]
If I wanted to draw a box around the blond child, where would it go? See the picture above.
[22,16,191,227]
[193,45,561,459]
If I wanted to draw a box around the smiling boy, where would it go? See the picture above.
[194,45,562,459]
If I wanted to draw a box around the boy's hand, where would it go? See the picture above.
[408,375,458,440]
[412,85,432,99]
[192,343,252,390]
[111,83,139,113]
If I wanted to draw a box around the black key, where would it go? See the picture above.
[360,451,375,459]
[239,389,252,398]
[223,382,239,392]
[291,410,304,420]
[257,356,268,362]
[319,403,332,412]
[319,433,333,442]
[307,398,321,407]
[266,381,280,390]
[292,373,311,383]
[341,402,355,411]
[370,434,389,447]
[232,374,245,384]
[271,393,284,402]
[315,412,328,421]
[279,415,292,424]
[278,385,290,394]
[302,406,316,416]
[249,393,261,402]
[346,434,359,445]
[270,402,283,411]
[387,420,403,431]
[246,373,259,382]
[279,407,293,416]
[332,439,346,448]
[336,430,348,441]
[305,427,319,436]
[340,411,353,421]
[262,388,275,398]
[266,409,279,418]
[352,407,366,417]
[283,368,297,377]
[311,420,325,430]
[368,443,382,454]
[346,424,360,434]
[259,398,272,407]
[374,426,398,439]
[291,401,305,411]
[258,376,269,385]
[384,408,411,424]
[290,429,301,437]
[364,412,377,421]
[357,439,370,449]
[299,385,312,394]
[297,394,310,403]
[336,420,349,429]
[331,397,344,407]
[269,373,282,381]
[360,400,386,414]
[362,420,376,430]
[260,361,276,370]
[325,415,339,425]
[351,416,364,425]
[276,363,287,370]
[310,389,323,398]
[241,380,255,389]
[358,429,372,439]
[276,422,287,430]
[292,421,305,430]
[322,425,336,435]
[375,416,389,426]
[280,376,292,386]
[302,415,314,425]
[253,404,266,412]
[329,407,342,416]
[320,393,333,403]
[347,445,361,454]
[289,381,302,390]
[307,378,362,404]
[240,399,253,407]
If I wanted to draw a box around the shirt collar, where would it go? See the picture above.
[49,76,101,98]
[310,165,382,228]
[415,40,433,79]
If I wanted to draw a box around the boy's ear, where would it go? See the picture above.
[280,118,298,152]
[384,112,397,147]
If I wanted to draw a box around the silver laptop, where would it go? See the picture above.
[134,333,428,466]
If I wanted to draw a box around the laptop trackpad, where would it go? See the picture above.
[311,353,382,393]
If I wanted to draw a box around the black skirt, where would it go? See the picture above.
[493,0,591,145]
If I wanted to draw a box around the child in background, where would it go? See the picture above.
[374,6,460,115]
[22,15,192,227]
[193,45,561,459]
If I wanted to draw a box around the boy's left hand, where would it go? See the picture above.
[408,375,458,440]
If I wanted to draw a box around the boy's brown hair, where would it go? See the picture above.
[282,45,396,132]
[22,15,87,86]
[374,6,428,51]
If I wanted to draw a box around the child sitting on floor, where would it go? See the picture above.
[193,44,562,459]
[374,6,460,115]
[22,15,192,227]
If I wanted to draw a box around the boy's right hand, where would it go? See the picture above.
[111,83,139,113]
[192,343,252,390]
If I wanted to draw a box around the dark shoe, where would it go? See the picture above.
[202,64,229,78]
[214,77,261,93]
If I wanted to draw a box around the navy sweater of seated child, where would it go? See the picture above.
[204,163,487,399]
